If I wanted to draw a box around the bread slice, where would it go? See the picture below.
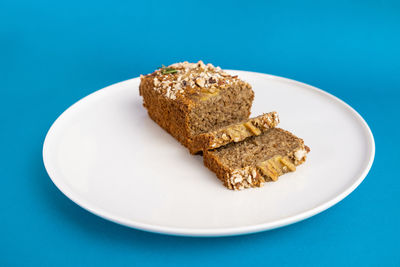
[204,128,310,190]
[139,61,254,152]
[190,112,279,154]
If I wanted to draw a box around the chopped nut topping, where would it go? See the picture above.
[195,77,206,87]
[251,169,257,178]
[227,167,264,190]
[294,149,307,162]
[141,61,246,100]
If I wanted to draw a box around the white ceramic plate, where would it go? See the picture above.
[43,70,375,237]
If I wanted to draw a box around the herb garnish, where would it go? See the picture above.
[160,65,178,75]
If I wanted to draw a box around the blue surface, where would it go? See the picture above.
[1,0,399,266]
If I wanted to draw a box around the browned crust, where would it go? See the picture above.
[203,149,267,190]
[139,75,193,147]
[203,128,310,190]
[190,112,280,154]
[139,64,254,152]
[203,148,233,189]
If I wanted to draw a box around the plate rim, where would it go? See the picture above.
[42,70,375,237]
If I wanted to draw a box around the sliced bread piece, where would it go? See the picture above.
[204,128,310,190]
[190,112,279,154]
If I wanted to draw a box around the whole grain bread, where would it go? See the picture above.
[190,112,280,154]
[204,128,310,190]
[139,61,254,152]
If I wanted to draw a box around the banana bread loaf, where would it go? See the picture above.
[204,128,310,190]
[139,61,254,152]
[190,112,279,154]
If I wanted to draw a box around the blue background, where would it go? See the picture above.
[1,0,399,266]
